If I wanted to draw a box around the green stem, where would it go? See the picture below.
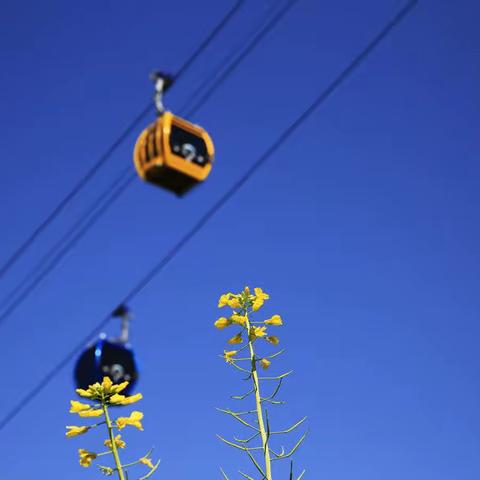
[246,313,272,480]
[102,401,125,480]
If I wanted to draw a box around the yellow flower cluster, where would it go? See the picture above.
[215,287,283,347]
[66,377,159,477]
[75,376,139,404]
[215,287,284,370]
[217,287,269,311]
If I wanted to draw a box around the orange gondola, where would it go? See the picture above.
[133,111,214,196]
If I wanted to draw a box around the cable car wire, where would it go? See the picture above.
[0,0,300,327]
[0,0,245,281]
[0,0,418,433]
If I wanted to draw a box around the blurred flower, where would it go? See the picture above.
[218,293,233,307]
[228,297,241,309]
[78,448,97,467]
[214,317,231,329]
[110,393,142,406]
[99,466,114,476]
[266,336,280,345]
[224,350,238,363]
[231,314,247,326]
[249,326,267,340]
[260,358,271,369]
[227,333,243,344]
[75,377,129,400]
[78,408,103,418]
[254,287,269,300]
[252,287,269,311]
[66,425,90,438]
[104,434,126,449]
[140,456,154,469]
[69,400,91,414]
[116,411,144,431]
[264,314,283,326]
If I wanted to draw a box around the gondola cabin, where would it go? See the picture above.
[133,111,214,196]
[74,337,139,395]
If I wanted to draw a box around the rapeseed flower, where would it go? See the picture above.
[227,297,241,309]
[218,293,233,307]
[266,336,280,345]
[214,317,231,329]
[104,434,126,449]
[78,408,103,418]
[224,350,238,363]
[69,400,91,413]
[116,411,144,431]
[231,314,247,326]
[109,393,143,406]
[227,333,243,344]
[66,425,90,438]
[249,326,267,340]
[252,287,269,311]
[260,358,271,369]
[264,314,283,326]
[140,456,154,469]
[78,448,97,467]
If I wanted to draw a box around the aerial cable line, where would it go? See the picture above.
[177,0,289,115]
[0,0,300,327]
[0,0,418,433]
[0,0,245,280]
[0,168,134,311]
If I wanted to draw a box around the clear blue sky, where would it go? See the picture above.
[1,0,479,478]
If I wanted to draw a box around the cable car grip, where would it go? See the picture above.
[150,70,174,116]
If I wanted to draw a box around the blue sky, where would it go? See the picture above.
[0,0,479,478]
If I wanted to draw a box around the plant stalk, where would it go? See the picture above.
[103,401,125,480]
[246,314,272,480]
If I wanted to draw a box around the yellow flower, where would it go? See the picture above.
[214,317,231,329]
[254,287,269,300]
[66,425,90,438]
[243,286,251,295]
[75,377,129,400]
[120,393,143,405]
[227,333,243,344]
[99,466,114,476]
[76,388,94,398]
[78,448,97,467]
[110,381,129,394]
[252,287,269,311]
[227,297,241,309]
[116,411,144,431]
[104,434,126,449]
[249,326,267,340]
[109,393,126,404]
[266,335,280,345]
[140,457,154,469]
[224,350,238,363]
[218,293,232,307]
[109,393,142,406]
[230,314,247,326]
[260,358,271,369]
[264,314,283,326]
[78,408,104,418]
[252,298,263,311]
[69,400,92,413]
[102,376,113,393]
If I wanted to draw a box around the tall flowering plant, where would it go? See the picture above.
[66,377,160,479]
[214,287,307,480]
